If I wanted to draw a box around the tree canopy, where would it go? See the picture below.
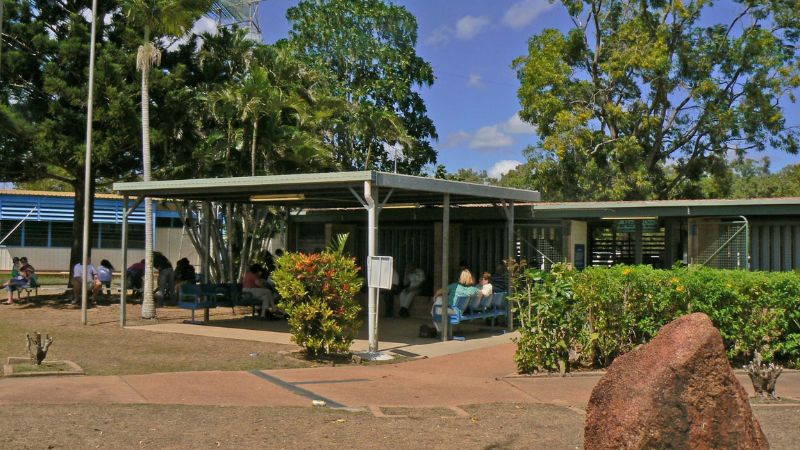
[284,0,437,174]
[511,0,800,200]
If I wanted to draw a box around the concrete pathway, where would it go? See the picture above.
[129,321,518,358]
[1,343,798,411]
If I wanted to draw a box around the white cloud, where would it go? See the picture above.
[426,25,453,46]
[426,15,491,46]
[502,0,555,30]
[467,74,483,87]
[455,15,490,40]
[488,160,523,179]
[503,113,536,134]
[165,17,219,51]
[469,125,514,150]
[444,130,471,148]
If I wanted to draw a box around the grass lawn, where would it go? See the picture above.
[0,295,310,376]
[0,271,71,286]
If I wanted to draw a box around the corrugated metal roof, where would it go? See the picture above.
[0,189,123,199]
[534,198,800,209]
[113,171,541,206]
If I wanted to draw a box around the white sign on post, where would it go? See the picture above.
[368,256,394,290]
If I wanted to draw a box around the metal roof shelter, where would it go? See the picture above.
[531,198,800,219]
[113,171,540,354]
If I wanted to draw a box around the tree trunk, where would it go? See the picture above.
[68,169,95,289]
[251,120,258,176]
[141,47,155,319]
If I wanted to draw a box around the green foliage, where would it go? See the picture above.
[508,262,579,374]
[701,158,800,199]
[285,0,437,174]
[512,265,800,374]
[511,0,800,200]
[272,234,363,356]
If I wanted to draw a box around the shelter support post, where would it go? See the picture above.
[203,202,211,322]
[120,195,144,327]
[121,196,128,326]
[441,194,450,341]
[505,200,515,331]
[364,181,379,353]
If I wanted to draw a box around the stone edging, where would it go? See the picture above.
[3,357,84,377]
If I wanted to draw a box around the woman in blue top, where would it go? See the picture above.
[430,269,478,333]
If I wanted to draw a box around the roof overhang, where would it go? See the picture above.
[112,171,540,208]
[532,198,800,219]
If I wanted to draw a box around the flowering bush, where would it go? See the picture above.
[512,264,800,374]
[272,234,363,356]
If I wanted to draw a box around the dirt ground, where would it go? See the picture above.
[0,403,796,449]
[0,296,310,376]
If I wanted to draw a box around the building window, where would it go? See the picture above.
[24,222,49,247]
[50,222,73,247]
[0,220,24,246]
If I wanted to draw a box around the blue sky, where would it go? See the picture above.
[255,0,800,177]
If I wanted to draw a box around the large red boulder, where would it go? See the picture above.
[584,312,768,449]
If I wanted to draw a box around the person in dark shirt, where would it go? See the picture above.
[491,261,508,293]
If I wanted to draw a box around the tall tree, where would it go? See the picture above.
[284,0,437,174]
[121,0,239,318]
[0,1,141,279]
[512,0,800,200]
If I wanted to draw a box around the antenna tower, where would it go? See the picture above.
[218,0,263,39]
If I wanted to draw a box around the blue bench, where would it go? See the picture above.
[432,292,508,338]
[11,275,39,302]
[178,284,217,324]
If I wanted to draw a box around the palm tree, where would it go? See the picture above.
[123,0,243,319]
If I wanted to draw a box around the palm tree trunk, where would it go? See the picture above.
[141,42,155,319]
[251,119,258,176]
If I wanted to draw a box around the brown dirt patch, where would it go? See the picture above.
[0,296,310,376]
[0,403,795,449]
[0,403,585,449]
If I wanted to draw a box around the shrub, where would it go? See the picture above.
[512,264,800,374]
[272,234,363,356]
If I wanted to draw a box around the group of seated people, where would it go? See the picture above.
[125,253,195,303]
[71,257,114,304]
[126,250,283,319]
[428,262,509,333]
[2,256,36,305]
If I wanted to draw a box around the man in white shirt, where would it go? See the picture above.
[398,263,425,318]
[72,257,102,305]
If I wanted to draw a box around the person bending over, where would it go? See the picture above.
[72,257,102,305]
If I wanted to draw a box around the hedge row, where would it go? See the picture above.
[509,263,800,374]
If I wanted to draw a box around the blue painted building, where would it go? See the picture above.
[0,190,197,272]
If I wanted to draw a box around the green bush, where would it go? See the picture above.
[512,264,800,374]
[272,235,363,356]
[508,262,579,374]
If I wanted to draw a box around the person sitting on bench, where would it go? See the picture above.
[4,257,34,305]
[98,260,115,301]
[242,263,280,320]
[398,263,425,318]
[429,269,478,332]
[478,272,493,299]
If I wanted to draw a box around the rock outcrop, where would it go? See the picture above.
[584,312,768,449]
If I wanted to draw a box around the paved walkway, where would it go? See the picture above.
[128,320,517,358]
[1,343,798,412]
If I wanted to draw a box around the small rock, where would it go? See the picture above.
[351,354,363,364]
